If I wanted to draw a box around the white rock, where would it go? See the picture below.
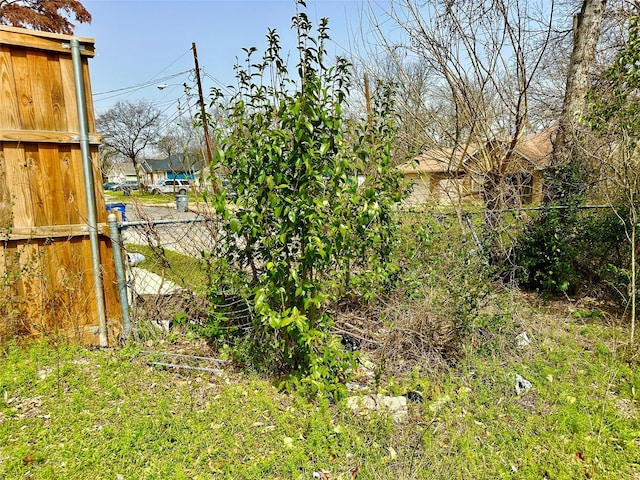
[515,374,532,395]
[346,394,408,422]
[515,332,531,348]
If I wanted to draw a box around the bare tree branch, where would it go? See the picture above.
[96,100,164,186]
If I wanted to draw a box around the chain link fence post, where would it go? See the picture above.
[108,213,132,340]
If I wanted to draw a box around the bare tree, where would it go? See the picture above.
[359,0,559,232]
[156,122,201,159]
[156,132,182,158]
[375,1,556,134]
[528,0,634,131]
[0,0,90,34]
[361,1,615,212]
[352,55,440,163]
[96,100,163,187]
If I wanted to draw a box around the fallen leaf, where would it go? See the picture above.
[388,446,398,460]
[351,465,362,478]
[23,454,35,465]
[208,459,225,470]
[575,452,585,462]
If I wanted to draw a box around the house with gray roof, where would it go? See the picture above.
[140,153,205,187]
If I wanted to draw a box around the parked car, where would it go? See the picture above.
[149,179,191,195]
[103,181,119,191]
[110,180,139,195]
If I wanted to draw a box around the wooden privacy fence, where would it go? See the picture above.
[0,26,121,344]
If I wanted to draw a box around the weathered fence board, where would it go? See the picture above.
[0,26,120,344]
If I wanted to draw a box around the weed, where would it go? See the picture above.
[1,295,639,479]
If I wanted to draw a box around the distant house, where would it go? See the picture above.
[140,153,205,187]
[465,128,555,207]
[398,128,555,207]
[397,147,475,205]
[104,159,137,184]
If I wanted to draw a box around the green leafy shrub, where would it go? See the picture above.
[515,204,635,297]
[206,3,404,397]
[573,207,629,294]
[514,159,588,293]
[515,207,578,293]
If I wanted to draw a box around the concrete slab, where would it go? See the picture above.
[129,267,184,295]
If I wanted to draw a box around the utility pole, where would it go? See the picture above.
[364,73,372,130]
[192,42,217,192]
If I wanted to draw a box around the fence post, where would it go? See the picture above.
[70,38,108,346]
[108,213,132,340]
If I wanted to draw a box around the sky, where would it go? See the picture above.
[74,0,383,126]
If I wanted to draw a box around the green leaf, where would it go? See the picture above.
[279,315,294,327]
[268,313,281,329]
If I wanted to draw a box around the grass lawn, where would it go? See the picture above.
[125,244,211,295]
[1,296,639,479]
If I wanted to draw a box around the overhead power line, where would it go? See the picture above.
[93,69,194,98]
[94,46,193,98]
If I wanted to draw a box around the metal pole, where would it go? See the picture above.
[108,213,131,340]
[192,42,217,192]
[70,38,108,346]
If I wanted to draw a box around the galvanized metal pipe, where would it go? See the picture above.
[70,38,108,346]
[120,217,209,228]
[108,213,131,340]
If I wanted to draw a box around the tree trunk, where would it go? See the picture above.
[631,207,637,345]
[552,0,607,167]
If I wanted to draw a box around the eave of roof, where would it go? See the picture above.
[512,128,555,169]
[397,147,474,173]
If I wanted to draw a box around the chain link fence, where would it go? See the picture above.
[107,200,222,334]
[109,199,624,340]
